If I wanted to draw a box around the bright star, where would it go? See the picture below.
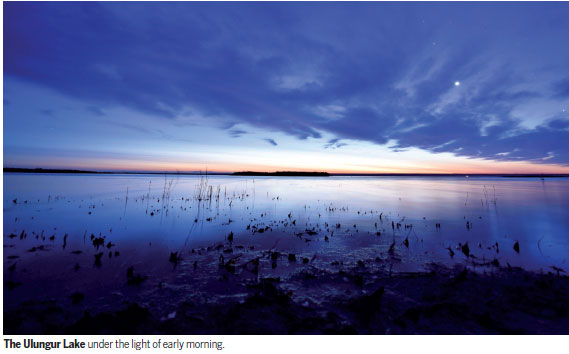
[454,81,460,86]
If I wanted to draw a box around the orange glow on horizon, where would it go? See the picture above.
[11,157,569,175]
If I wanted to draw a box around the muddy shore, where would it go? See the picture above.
[5,264,569,334]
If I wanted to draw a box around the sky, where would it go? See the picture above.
[3,2,569,173]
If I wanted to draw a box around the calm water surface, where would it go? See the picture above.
[4,173,569,313]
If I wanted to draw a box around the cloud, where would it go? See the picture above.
[552,78,569,98]
[313,105,346,121]
[229,129,248,138]
[4,2,569,165]
[324,138,347,149]
[264,138,278,146]
[87,106,106,116]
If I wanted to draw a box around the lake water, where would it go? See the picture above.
[4,173,569,316]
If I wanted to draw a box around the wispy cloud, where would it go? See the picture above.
[324,138,347,149]
[264,138,278,146]
[229,129,248,138]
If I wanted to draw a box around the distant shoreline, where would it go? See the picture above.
[3,168,568,178]
[232,171,330,177]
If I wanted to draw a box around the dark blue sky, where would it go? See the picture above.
[4,2,569,172]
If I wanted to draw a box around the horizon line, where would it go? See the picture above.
[4,167,569,178]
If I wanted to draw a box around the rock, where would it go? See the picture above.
[513,241,520,253]
[461,242,470,257]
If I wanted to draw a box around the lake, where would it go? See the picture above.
[3,173,569,330]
